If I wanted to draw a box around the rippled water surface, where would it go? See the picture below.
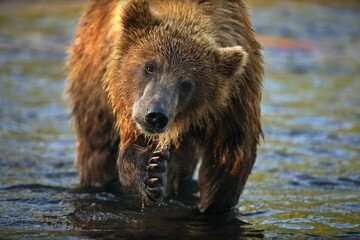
[0,0,359,239]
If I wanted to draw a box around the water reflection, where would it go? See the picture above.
[67,189,265,239]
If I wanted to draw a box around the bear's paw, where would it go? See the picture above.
[144,149,169,202]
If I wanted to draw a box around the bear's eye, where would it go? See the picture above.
[144,63,155,75]
[180,81,194,94]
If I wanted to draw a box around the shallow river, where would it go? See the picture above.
[0,0,359,239]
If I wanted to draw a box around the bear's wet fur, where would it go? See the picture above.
[66,0,263,213]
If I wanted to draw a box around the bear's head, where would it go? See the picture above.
[105,0,248,147]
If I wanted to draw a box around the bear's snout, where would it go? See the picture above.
[133,82,178,135]
[145,104,169,132]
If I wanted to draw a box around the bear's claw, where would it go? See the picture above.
[145,149,168,202]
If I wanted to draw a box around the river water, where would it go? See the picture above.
[0,0,359,239]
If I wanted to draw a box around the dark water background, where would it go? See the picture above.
[0,0,359,239]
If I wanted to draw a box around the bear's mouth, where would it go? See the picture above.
[145,127,166,135]
[137,122,167,135]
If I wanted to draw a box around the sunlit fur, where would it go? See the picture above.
[66,0,263,213]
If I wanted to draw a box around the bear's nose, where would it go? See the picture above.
[145,105,169,131]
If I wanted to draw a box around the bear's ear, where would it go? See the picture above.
[215,46,248,76]
[122,0,160,32]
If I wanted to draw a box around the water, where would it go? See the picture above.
[0,0,359,238]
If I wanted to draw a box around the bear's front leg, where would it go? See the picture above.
[117,143,169,203]
[198,143,256,213]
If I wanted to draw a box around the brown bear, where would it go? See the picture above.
[66,0,263,213]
